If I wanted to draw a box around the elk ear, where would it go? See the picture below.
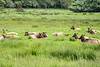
[43,32,47,33]
[25,32,28,36]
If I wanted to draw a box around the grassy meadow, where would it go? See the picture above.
[0,9,100,67]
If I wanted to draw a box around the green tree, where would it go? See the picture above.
[70,0,100,12]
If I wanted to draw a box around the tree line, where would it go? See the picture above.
[0,0,100,12]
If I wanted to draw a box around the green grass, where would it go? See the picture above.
[0,9,100,67]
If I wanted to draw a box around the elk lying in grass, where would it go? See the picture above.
[87,28,96,34]
[1,29,19,39]
[70,33,79,41]
[72,33,79,39]
[25,32,48,39]
[79,35,100,45]
[0,34,19,40]
[2,34,19,39]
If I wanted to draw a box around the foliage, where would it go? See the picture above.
[0,0,100,12]
[0,0,71,8]
[70,0,100,12]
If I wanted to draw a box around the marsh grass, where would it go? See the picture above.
[50,48,96,61]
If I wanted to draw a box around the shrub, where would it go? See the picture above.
[0,0,71,9]
[69,0,100,12]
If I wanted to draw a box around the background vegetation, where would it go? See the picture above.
[0,0,100,12]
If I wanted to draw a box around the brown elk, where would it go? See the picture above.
[79,35,100,45]
[27,32,48,39]
[87,28,96,34]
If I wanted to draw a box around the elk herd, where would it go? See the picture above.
[0,26,100,45]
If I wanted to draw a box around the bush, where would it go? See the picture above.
[69,0,100,12]
[0,0,71,8]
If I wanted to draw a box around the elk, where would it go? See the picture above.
[79,35,100,45]
[87,28,96,34]
[26,32,48,39]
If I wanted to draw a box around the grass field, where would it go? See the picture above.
[0,9,100,67]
